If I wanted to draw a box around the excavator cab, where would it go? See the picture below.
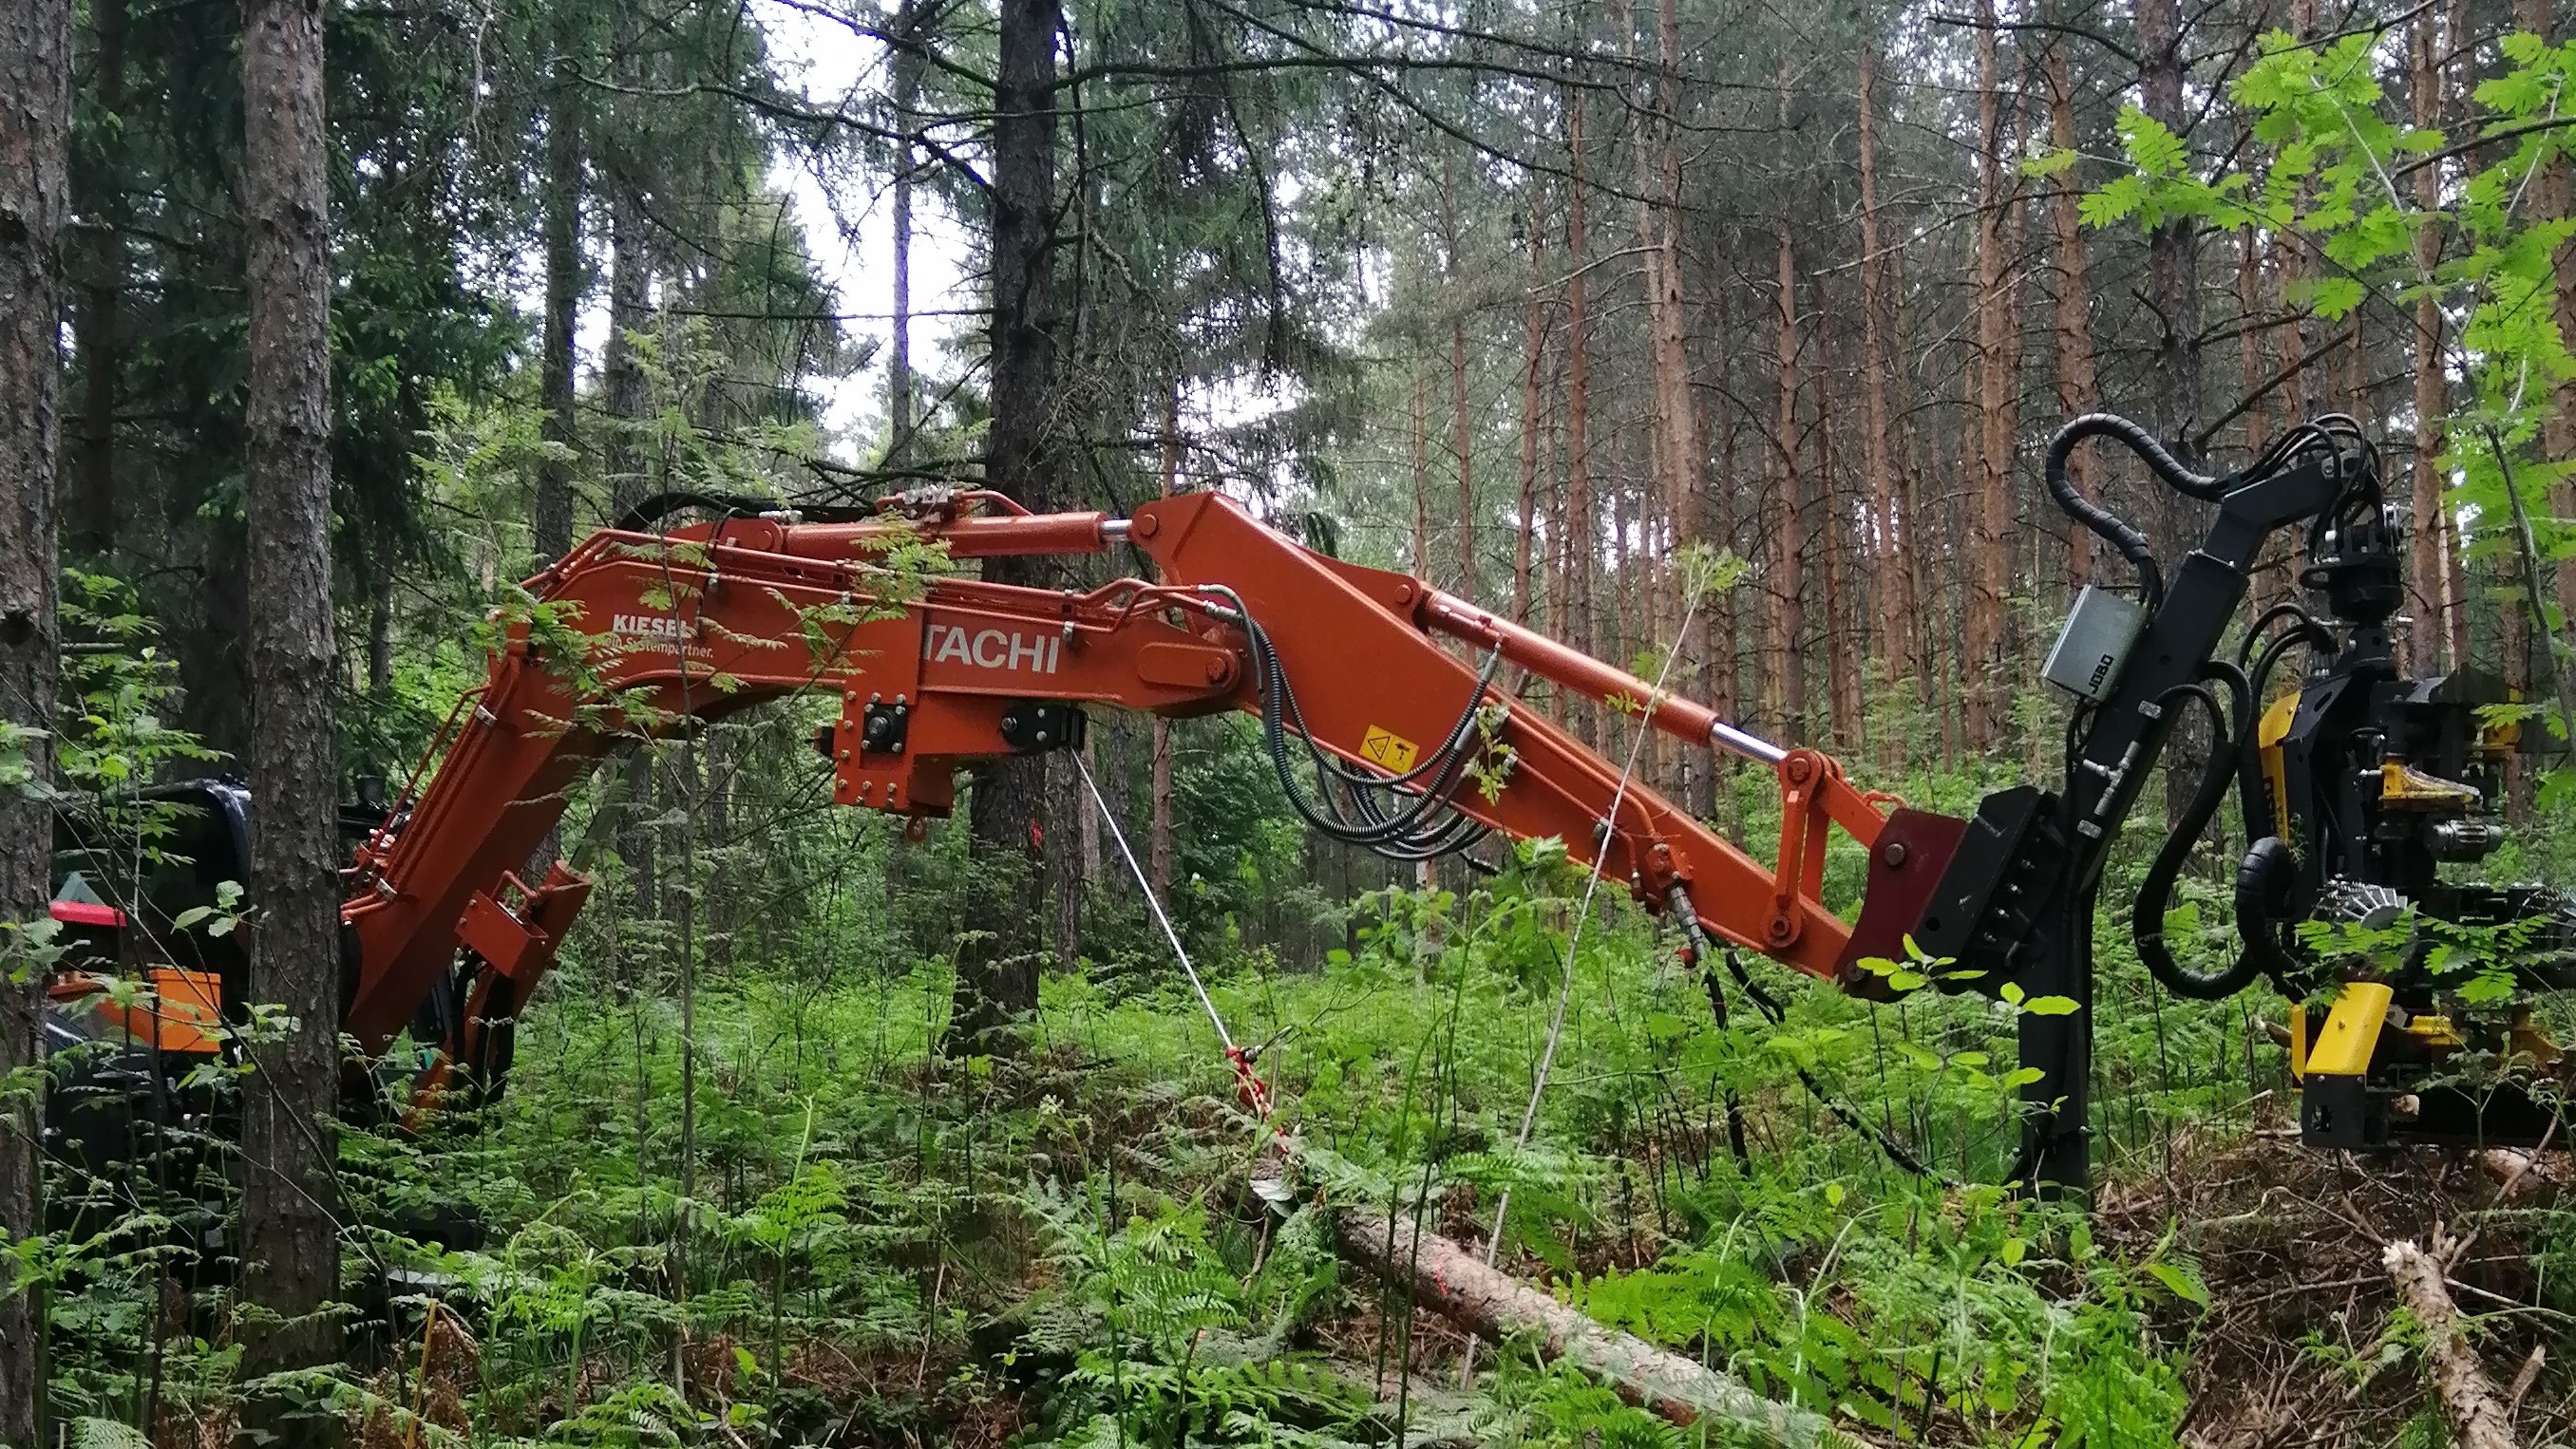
[46,780,251,1053]
[41,781,251,1246]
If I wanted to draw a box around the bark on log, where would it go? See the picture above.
[1333,1209,1829,1446]
[2477,1148,2566,1203]
[2381,1238,2518,1449]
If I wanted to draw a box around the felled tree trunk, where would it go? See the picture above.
[1333,1209,1829,1446]
[2381,1238,2518,1449]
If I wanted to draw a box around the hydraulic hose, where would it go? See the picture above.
[2131,681,2265,1000]
[613,491,771,532]
[2236,603,2328,671]
[612,491,878,532]
[2045,414,2232,613]
[2234,837,2304,994]
[1202,584,1497,860]
[2239,616,2334,839]
[2195,657,2270,856]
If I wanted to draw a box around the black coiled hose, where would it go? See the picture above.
[2131,677,2267,1000]
[2234,837,2304,993]
[2045,414,2232,613]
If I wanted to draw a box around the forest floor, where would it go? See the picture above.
[71,880,2573,1447]
[2098,1136,2571,1448]
[299,879,2564,1449]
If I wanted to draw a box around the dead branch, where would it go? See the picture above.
[2382,1236,2520,1449]
[2508,1347,2548,1421]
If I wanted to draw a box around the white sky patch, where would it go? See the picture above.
[764,2,976,451]
[562,1,978,462]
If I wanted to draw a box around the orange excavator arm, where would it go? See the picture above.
[343,490,1936,1094]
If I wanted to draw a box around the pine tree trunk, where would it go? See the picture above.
[1819,378,1858,748]
[2234,227,2268,468]
[2282,0,2320,425]
[71,0,123,557]
[1889,242,1930,739]
[239,0,343,1418]
[2409,9,2453,672]
[1413,352,1444,892]
[1903,394,1935,744]
[1564,92,1596,743]
[2521,0,2576,645]
[601,211,649,511]
[1411,356,1432,580]
[1999,104,2030,749]
[886,0,930,465]
[1647,0,1697,642]
[533,22,581,565]
[367,556,392,698]
[1515,188,1548,627]
[1649,0,1695,799]
[0,0,66,1429]
[2043,45,2099,599]
[1771,195,1804,739]
[1612,471,1636,678]
[2134,0,2208,822]
[1858,41,1902,767]
[1051,747,1081,969]
[1969,0,2013,755]
[2135,0,2199,468]
[1711,285,1737,729]
[2237,224,2293,615]
[704,724,733,969]
[1951,355,1980,769]
[950,0,1064,1052]
[603,169,655,915]
[1547,401,1570,724]
[2442,0,2477,678]
[1148,385,1178,898]
[1444,163,1477,604]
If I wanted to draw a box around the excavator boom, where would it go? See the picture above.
[342,489,1918,1091]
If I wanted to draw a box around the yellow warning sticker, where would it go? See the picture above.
[1359,725,1419,773]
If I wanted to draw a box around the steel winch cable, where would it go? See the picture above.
[1072,748,1276,1122]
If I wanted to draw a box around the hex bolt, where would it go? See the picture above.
[1882,841,1908,868]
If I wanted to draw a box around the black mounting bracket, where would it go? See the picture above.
[999,701,1085,753]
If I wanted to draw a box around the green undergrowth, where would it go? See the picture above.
[38,745,2576,1443]
[296,852,2263,1446]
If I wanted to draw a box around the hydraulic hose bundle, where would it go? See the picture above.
[1199,585,1498,863]
[2044,413,2230,612]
